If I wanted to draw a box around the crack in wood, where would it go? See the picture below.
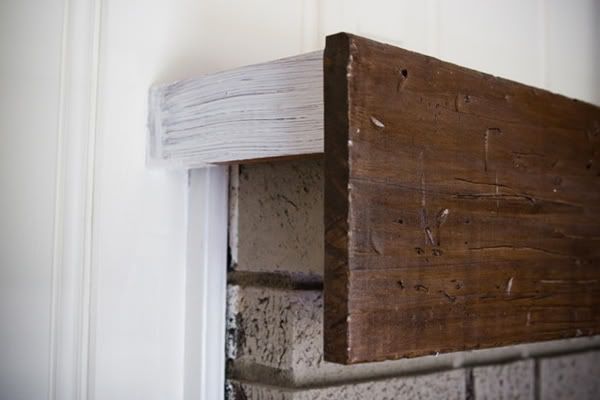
[468,245,569,257]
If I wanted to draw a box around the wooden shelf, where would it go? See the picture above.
[149,32,600,365]
[148,51,323,167]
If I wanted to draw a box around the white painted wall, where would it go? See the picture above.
[0,1,598,399]
[0,1,64,399]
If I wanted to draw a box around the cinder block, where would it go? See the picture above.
[229,159,323,276]
[228,284,600,388]
[228,285,466,386]
[539,351,600,400]
[228,369,466,400]
[227,285,465,386]
[226,284,324,384]
[472,359,534,400]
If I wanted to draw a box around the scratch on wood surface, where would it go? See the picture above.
[419,150,435,246]
[587,120,600,140]
[540,279,598,285]
[483,128,502,172]
[455,192,536,205]
[512,151,545,158]
[553,230,600,240]
[454,93,471,112]
[347,51,354,79]
[369,232,383,255]
[468,245,568,257]
[483,130,489,172]
[425,227,435,246]
[506,277,514,295]
[396,68,408,92]
[454,177,512,189]
[441,290,456,303]
[420,151,426,209]
[495,173,500,212]
[435,208,449,246]
[437,208,449,226]
[526,311,531,326]
[370,116,385,128]
[414,284,429,293]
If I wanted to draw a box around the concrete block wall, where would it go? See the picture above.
[226,159,600,400]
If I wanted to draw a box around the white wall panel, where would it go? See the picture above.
[545,0,600,105]
[191,0,308,72]
[91,1,189,399]
[0,1,65,399]
[437,0,543,86]
[356,1,431,54]
[317,0,599,104]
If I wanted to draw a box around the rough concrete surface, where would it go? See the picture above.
[229,159,323,275]
[472,359,535,400]
[228,369,466,400]
[539,351,600,400]
[227,285,600,388]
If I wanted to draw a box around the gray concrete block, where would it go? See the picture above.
[229,159,323,276]
[227,285,600,388]
[226,284,324,385]
[228,369,466,400]
[227,284,464,386]
[539,351,600,400]
[472,359,535,400]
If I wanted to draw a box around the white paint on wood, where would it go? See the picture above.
[47,0,103,398]
[148,51,323,168]
[184,167,229,400]
[90,1,190,398]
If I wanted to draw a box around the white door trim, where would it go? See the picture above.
[48,0,103,398]
[184,166,229,400]
[51,1,230,398]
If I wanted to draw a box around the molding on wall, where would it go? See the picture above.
[184,166,229,400]
[48,0,103,398]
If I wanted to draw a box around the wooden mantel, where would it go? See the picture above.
[149,33,600,364]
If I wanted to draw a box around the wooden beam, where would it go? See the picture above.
[149,32,600,366]
[324,33,600,364]
[148,51,323,167]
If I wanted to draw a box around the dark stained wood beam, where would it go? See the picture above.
[323,32,600,364]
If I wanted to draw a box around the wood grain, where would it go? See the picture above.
[323,33,600,364]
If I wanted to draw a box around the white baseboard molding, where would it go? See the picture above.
[148,51,323,168]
